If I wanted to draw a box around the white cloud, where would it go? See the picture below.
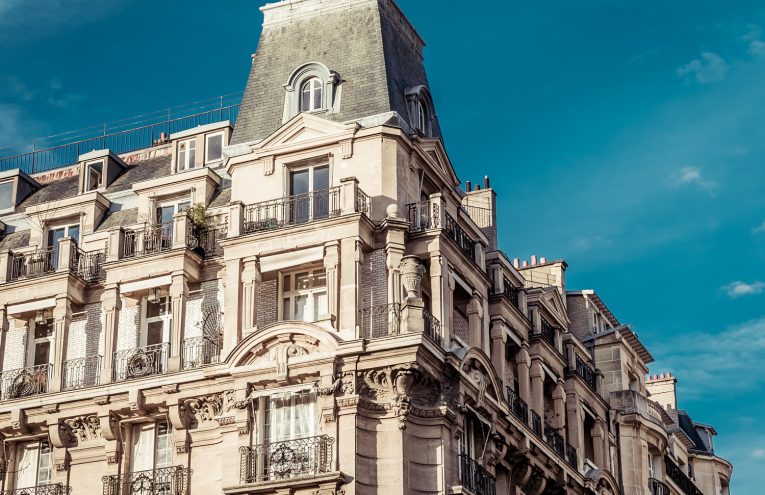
[672,166,718,194]
[749,40,765,58]
[721,281,765,298]
[0,0,124,41]
[752,220,765,234]
[676,52,729,84]
[753,448,765,458]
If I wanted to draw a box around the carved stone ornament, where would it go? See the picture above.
[269,343,310,382]
[64,415,102,442]
[185,394,223,427]
[318,372,355,397]
[400,256,425,299]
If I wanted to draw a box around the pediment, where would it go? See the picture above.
[254,112,358,150]
[414,137,460,187]
[540,289,569,327]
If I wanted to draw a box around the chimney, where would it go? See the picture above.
[540,257,547,264]
[645,372,678,410]
[475,184,481,191]
[531,255,537,265]
[522,260,528,268]
[484,175,490,189]
[513,258,520,269]
[465,180,471,192]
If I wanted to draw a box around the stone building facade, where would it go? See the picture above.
[0,0,731,494]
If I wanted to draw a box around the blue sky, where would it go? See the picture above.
[1,0,763,491]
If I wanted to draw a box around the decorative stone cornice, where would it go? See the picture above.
[64,415,102,443]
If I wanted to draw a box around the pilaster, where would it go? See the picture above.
[100,286,121,384]
[223,258,243,355]
[167,274,188,372]
[49,298,72,393]
[241,256,261,334]
[324,241,340,328]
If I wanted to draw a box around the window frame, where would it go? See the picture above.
[204,132,224,165]
[177,138,197,172]
[263,388,318,443]
[417,99,427,134]
[14,439,53,489]
[279,267,328,323]
[299,77,323,113]
[84,159,105,192]
[140,295,172,347]
[130,420,173,474]
[0,179,13,211]
[27,317,55,368]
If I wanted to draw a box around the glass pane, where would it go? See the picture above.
[282,298,291,320]
[147,321,164,345]
[88,162,102,190]
[34,319,54,339]
[68,224,80,243]
[313,81,322,110]
[290,169,310,195]
[155,422,173,468]
[206,134,223,162]
[294,295,308,322]
[312,269,326,288]
[313,166,329,191]
[158,206,174,224]
[16,442,40,489]
[178,149,187,169]
[300,85,311,111]
[282,274,291,292]
[0,181,12,210]
[295,272,310,290]
[33,342,51,366]
[177,201,191,213]
[37,442,52,485]
[313,291,327,320]
[48,228,65,248]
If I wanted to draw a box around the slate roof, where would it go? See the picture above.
[97,208,139,231]
[231,0,441,144]
[0,230,30,250]
[19,174,79,209]
[108,155,172,193]
[209,188,231,209]
[677,410,713,454]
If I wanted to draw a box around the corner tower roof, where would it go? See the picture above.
[231,0,441,144]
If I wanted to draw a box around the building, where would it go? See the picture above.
[0,1,730,494]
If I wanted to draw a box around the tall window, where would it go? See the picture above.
[178,139,196,171]
[265,389,317,442]
[299,78,323,112]
[289,165,330,223]
[15,440,52,489]
[143,296,172,347]
[0,180,12,210]
[648,452,655,479]
[47,223,80,247]
[29,318,54,367]
[205,132,224,164]
[417,99,427,134]
[131,421,172,474]
[282,269,327,323]
[85,160,103,191]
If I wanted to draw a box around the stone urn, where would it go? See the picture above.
[400,256,425,299]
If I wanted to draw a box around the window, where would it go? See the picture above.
[281,269,327,323]
[47,224,80,248]
[142,296,172,347]
[156,199,190,225]
[299,77,323,112]
[289,164,330,222]
[29,318,54,367]
[265,389,317,442]
[131,421,173,474]
[85,160,103,191]
[178,139,196,171]
[648,452,655,479]
[417,99,427,134]
[205,132,224,164]
[15,440,52,489]
[0,180,13,210]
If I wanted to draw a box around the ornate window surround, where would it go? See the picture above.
[283,62,341,122]
[405,85,435,137]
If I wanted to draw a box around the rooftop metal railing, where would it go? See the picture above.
[0,93,241,175]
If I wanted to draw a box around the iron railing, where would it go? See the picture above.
[0,94,241,175]
[423,309,443,346]
[1,483,70,495]
[544,423,565,458]
[63,355,101,390]
[72,248,106,282]
[181,336,221,370]
[665,457,703,495]
[567,444,579,469]
[531,411,542,436]
[187,224,227,258]
[243,187,341,234]
[102,465,190,495]
[407,200,439,232]
[649,478,670,495]
[123,223,174,258]
[490,276,519,308]
[539,317,557,348]
[240,435,334,483]
[355,187,371,218]
[458,454,496,495]
[462,205,492,228]
[575,355,597,391]
[10,248,57,281]
[505,387,529,424]
[444,212,477,260]
[0,364,51,400]
[113,343,170,381]
[359,303,401,339]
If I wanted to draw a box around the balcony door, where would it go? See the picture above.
[289,165,329,224]
[262,389,318,480]
[142,296,172,347]
[150,200,190,251]
[29,318,55,368]
[46,223,79,270]
[131,422,173,474]
[15,440,52,489]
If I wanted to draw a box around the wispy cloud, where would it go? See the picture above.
[676,52,729,84]
[752,220,765,234]
[742,24,765,59]
[672,166,718,194]
[753,448,765,458]
[0,0,124,42]
[720,281,765,298]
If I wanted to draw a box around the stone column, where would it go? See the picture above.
[171,211,190,250]
[593,419,606,469]
[324,241,340,328]
[106,229,124,262]
[340,177,359,215]
[49,298,72,393]
[167,274,188,372]
[55,237,75,273]
[338,237,359,340]
[490,319,507,389]
[530,360,544,426]
[0,308,8,372]
[384,227,406,305]
[241,257,261,334]
[0,250,11,283]
[565,390,582,469]
[515,344,531,404]
[446,275,455,344]
[552,380,566,430]
[222,258,242,356]
[467,293,483,349]
[429,254,444,327]
[227,201,244,238]
[100,286,121,384]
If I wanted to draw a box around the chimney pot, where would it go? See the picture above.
[522,260,528,268]
[540,257,547,264]
[465,180,471,192]
[475,185,481,191]
[484,176,490,188]
[531,255,537,265]
[513,258,520,268]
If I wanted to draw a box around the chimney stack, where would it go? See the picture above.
[465,180,471,192]
[540,257,547,264]
[484,175,490,189]
[522,260,528,268]
[531,255,537,265]
[513,258,520,269]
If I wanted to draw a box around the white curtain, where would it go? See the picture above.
[266,389,316,442]
[15,441,51,488]
[131,424,156,473]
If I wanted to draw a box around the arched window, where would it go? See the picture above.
[300,77,323,112]
[405,85,435,137]
[417,100,427,134]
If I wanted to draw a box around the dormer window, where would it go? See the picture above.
[0,180,11,210]
[178,139,196,171]
[300,77,323,112]
[205,132,224,164]
[85,160,103,192]
[405,86,436,137]
[417,100,428,134]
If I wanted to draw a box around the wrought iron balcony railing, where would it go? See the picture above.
[423,309,443,346]
[243,187,341,234]
[123,222,174,258]
[240,435,334,484]
[649,478,670,495]
[187,224,227,258]
[566,444,578,469]
[0,364,51,401]
[538,316,557,348]
[102,465,190,495]
[71,248,106,282]
[1,483,70,495]
[181,336,221,370]
[10,247,57,281]
[359,303,401,339]
[530,411,542,436]
[63,355,101,390]
[544,423,565,458]
[407,200,439,232]
[489,276,520,309]
[665,457,703,495]
[505,387,529,424]
[458,454,496,495]
[575,355,597,392]
[444,212,477,260]
[355,187,371,218]
[113,343,170,381]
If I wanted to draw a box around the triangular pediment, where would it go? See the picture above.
[414,137,460,188]
[540,288,570,327]
[254,112,358,151]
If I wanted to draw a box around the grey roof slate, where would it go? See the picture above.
[97,208,139,231]
[677,410,712,454]
[108,155,172,193]
[209,187,231,209]
[231,0,441,144]
[19,175,79,209]
[0,230,30,251]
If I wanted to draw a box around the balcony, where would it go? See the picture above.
[538,316,557,349]
[102,466,190,495]
[10,247,56,280]
[122,222,174,258]
[575,355,597,391]
[407,200,478,262]
[444,212,476,260]
[1,483,69,495]
[422,309,443,346]
[63,355,101,390]
[71,248,106,282]
[113,343,170,381]
[188,224,227,258]
[665,457,703,495]
[458,454,496,495]
[181,336,222,370]
[0,364,50,401]
[531,411,542,436]
[359,303,401,339]
[544,423,565,458]
[7,245,105,284]
[239,435,334,484]
[649,478,670,495]
[489,276,519,309]
[505,387,529,424]
[243,188,341,234]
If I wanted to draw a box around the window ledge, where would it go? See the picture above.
[223,471,344,494]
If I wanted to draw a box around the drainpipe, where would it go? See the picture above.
[613,410,625,495]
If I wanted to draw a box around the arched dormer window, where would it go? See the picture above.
[300,77,323,112]
[283,62,341,122]
[405,85,436,137]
